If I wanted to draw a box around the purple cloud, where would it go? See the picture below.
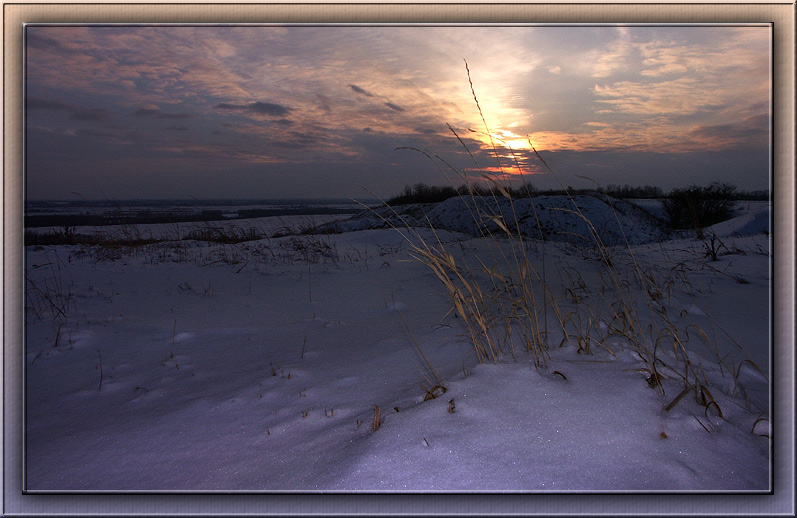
[384,102,404,112]
[215,101,292,117]
[27,96,107,122]
[348,84,375,97]
[134,108,192,120]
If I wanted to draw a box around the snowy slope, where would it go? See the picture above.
[319,195,669,246]
[706,202,771,238]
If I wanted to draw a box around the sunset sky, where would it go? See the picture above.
[24,24,771,200]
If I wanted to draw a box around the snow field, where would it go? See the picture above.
[24,204,771,491]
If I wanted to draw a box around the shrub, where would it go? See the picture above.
[662,182,738,232]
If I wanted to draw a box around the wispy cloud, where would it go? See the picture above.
[215,101,292,117]
[590,39,636,78]
[687,113,769,149]
[348,84,375,97]
[133,107,192,119]
[593,77,725,116]
[27,95,108,122]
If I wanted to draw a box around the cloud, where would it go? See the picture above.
[637,35,763,79]
[215,101,292,117]
[526,109,770,154]
[25,32,65,51]
[384,102,404,112]
[134,108,161,116]
[249,102,292,116]
[348,83,411,118]
[316,94,333,113]
[160,112,192,120]
[133,107,192,119]
[23,25,771,198]
[27,95,108,122]
[27,97,71,111]
[69,108,107,121]
[638,41,705,78]
[593,77,725,116]
[348,84,375,97]
[26,26,258,104]
[687,113,769,148]
[640,62,688,78]
[590,40,635,78]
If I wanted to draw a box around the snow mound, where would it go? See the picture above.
[706,204,771,238]
[318,195,668,246]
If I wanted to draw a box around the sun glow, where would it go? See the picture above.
[493,129,533,151]
[466,127,532,151]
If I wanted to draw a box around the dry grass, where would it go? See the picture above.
[378,62,767,425]
[30,220,349,270]
[25,249,74,323]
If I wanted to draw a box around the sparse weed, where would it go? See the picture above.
[704,233,727,262]
[185,224,267,244]
[25,249,74,322]
[26,214,351,271]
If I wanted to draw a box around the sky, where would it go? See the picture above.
[24,24,771,200]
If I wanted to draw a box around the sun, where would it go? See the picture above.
[492,128,532,151]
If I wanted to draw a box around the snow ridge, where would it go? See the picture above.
[319,195,669,246]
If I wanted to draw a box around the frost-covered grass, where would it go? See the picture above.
[24,204,771,491]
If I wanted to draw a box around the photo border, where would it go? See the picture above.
[4,2,794,515]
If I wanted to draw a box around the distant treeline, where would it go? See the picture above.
[387,182,770,205]
[387,182,540,205]
[599,183,769,201]
[25,206,362,229]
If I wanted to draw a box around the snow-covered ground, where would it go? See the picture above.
[23,198,772,492]
[25,213,349,242]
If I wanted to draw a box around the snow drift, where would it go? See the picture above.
[319,195,670,246]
